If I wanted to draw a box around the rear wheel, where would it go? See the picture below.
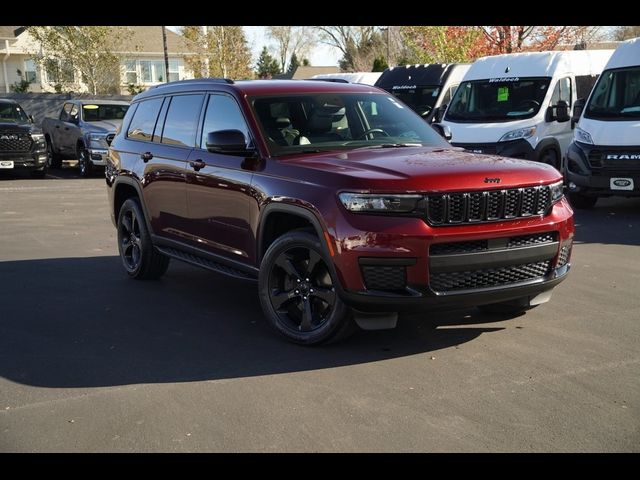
[258,230,353,345]
[30,164,48,179]
[569,192,598,209]
[117,198,170,280]
[46,140,62,169]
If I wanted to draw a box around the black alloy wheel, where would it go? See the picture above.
[78,148,91,177]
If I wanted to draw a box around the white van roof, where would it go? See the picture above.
[605,37,640,69]
[310,72,382,85]
[463,50,614,81]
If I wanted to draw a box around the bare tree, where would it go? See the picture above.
[267,26,315,73]
[613,26,640,41]
[182,26,253,80]
[481,26,603,53]
[315,26,384,71]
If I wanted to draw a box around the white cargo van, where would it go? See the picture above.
[440,50,613,169]
[310,72,382,85]
[565,38,640,208]
[374,64,470,123]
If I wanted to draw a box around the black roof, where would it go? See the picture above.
[374,64,466,89]
[0,98,19,104]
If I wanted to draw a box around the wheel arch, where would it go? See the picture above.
[113,177,154,235]
[534,137,562,169]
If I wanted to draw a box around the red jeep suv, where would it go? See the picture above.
[106,79,574,344]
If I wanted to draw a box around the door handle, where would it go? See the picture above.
[140,152,153,162]
[189,159,206,171]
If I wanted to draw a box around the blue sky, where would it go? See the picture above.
[167,26,342,67]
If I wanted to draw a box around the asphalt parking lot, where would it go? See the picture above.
[0,165,638,452]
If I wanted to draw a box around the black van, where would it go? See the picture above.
[374,64,470,123]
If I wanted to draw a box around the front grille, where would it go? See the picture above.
[430,261,552,292]
[588,149,640,175]
[452,142,498,155]
[106,134,115,146]
[425,185,552,225]
[557,245,571,267]
[0,134,32,152]
[361,265,406,291]
[430,232,558,256]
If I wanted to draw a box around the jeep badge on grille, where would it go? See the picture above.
[484,177,501,183]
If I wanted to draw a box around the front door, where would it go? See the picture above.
[184,93,256,265]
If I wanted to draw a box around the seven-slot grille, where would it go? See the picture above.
[425,185,552,225]
[0,133,32,152]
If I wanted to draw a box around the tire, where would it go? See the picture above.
[46,140,62,169]
[30,165,48,179]
[539,148,559,170]
[258,230,353,345]
[78,147,92,178]
[117,198,170,280]
[569,192,598,209]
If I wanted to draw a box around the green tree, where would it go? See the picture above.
[10,69,32,93]
[255,46,280,79]
[27,26,127,94]
[372,56,388,72]
[287,53,300,75]
[182,26,253,80]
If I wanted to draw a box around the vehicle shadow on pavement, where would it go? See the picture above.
[572,196,640,247]
[0,256,510,388]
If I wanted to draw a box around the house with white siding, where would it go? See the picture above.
[0,26,198,94]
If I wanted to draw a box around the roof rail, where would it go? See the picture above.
[303,78,350,83]
[150,78,235,89]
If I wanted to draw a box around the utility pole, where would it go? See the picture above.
[162,26,170,83]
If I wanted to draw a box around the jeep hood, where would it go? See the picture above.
[280,146,561,191]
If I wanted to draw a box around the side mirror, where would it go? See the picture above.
[571,98,586,128]
[206,129,252,155]
[434,104,447,123]
[555,100,570,123]
[69,115,79,125]
[28,114,34,123]
[432,123,452,141]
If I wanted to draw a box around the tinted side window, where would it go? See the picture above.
[200,94,250,149]
[127,97,163,141]
[60,103,73,122]
[575,74,599,100]
[161,94,204,147]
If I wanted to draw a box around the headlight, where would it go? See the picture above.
[574,127,593,145]
[549,180,564,204]
[338,193,422,213]
[30,133,45,144]
[498,126,537,142]
[88,133,109,149]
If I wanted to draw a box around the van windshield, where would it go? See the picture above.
[584,67,640,120]
[390,85,441,117]
[249,92,449,156]
[445,77,550,122]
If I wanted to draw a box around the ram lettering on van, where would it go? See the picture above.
[606,154,640,160]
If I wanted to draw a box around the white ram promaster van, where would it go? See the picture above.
[310,72,382,85]
[374,64,470,123]
[565,38,640,208]
[440,50,613,169]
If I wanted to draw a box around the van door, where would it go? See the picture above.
[542,77,573,167]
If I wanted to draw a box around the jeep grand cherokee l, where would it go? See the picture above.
[106,79,574,345]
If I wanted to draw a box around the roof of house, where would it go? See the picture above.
[110,26,197,54]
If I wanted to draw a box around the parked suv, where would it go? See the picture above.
[106,79,575,345]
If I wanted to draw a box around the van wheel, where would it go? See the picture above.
[539,148,559,170]
[117,198,170,280]
[258,230,353,345]
[569,192,598,209]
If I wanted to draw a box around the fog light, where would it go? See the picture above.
[568,182,577,191]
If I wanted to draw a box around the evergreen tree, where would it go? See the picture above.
[255,47,280,79]
[287,53,300,75]
[372,55,388,72]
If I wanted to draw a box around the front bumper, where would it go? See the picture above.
[565,141,640,197]
[329,197,574,313]
[0,148,48,170]
[87,149,109,167]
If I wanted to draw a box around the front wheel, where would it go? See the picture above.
[117,198,170,280]
[46,140,62,169]
[258,230,353,345]
[78,148,92,178]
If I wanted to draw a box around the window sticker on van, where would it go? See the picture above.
[497,87,509,102]
[489,77,520,83]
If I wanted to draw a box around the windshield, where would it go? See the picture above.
[0,103,29,123]
[585,67,640,120]
[445,77,550,122]
[390,85,441,117]
[250,92,448,156]
[82,104,129,122]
